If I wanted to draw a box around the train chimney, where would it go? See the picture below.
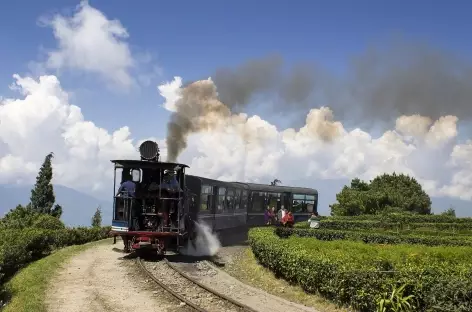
[139,140,160,161]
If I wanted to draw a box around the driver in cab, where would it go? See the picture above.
[117,179,136,197]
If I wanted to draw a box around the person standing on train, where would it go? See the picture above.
[117,178,136,197]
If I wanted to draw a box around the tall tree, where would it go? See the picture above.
[270,178,282,186]
[91,206,102,227]
[330,173,432,216]
[30,152,56,214]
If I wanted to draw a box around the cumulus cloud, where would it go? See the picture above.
[40,0,159,89]
[159,77,472,201]
[0,74,140,196]
[157,76,183,112]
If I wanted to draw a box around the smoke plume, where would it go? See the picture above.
[166,41,472,162]
[166,55,321,161]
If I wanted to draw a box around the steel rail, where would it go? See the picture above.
[137,257,257,312]
[137,257,206,312]
[163,258,257,312]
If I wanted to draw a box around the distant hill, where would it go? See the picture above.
[0,184,113,226]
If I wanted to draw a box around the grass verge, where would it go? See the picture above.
[221,247,348,312]
[3,238,112,312]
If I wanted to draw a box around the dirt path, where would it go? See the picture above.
[46,244,179,312]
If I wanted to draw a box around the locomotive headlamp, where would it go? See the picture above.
[139,140,160,161]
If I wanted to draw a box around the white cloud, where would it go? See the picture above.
[41,0,159,89]
[0,74,140,196]
[158,77,472,201]
[157,76,183,111]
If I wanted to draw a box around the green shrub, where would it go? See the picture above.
[295,220,472,231]
[0,226,110,285]
[31,214,65,230]
[276,227,472,247]
[327,214,472,224]
[249,227,472,311]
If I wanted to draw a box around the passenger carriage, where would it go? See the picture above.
[185,176,318,231]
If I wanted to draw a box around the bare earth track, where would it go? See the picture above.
[46,244,179,312]
[46,242,320,312]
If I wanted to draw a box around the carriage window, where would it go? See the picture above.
[305,194,317,213]
[234,190,241,210]
[201,185,213,211]
[226,189,235,211]
[267,192,280,209]
[293,194,310,212]
[251,191,266,212]
[218,187,226,211]
[241,190,248,210]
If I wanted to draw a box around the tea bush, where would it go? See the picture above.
[327,214,472,224]
[275,227,472,247]
[0,226,111,284]
[249,227,472,311]
[294,219,472,231]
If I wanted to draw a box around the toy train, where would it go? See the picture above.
[110,141,318,255]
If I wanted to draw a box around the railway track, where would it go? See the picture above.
[137,256,257,312]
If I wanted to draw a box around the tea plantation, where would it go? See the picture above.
[249,174,472,311]
[249,216,472,311]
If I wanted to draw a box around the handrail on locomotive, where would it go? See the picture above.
[110,140,195,254]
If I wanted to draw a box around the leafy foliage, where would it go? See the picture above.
[270,178,282,186]
[91,206,102,227]
[295,219,472,231]
[249,227,472,311]
[51,204,63,218]
[275,227,472,247]
[308,213,472,224]
[330,173,432,216]
[31,214,66,230]
[441,207,456,217]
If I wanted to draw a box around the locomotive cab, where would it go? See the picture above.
[110,141,195,255]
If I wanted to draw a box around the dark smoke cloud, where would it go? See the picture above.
[166,40,472,162]
[166,55,321,161]
[345,42,472,123]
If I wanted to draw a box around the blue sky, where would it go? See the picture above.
[1,0,471,140]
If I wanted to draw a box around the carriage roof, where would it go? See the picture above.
[111,159,189,170]
[186,175,317,195]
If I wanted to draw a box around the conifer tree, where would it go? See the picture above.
[30,152,56,214]
[91,206,102,227]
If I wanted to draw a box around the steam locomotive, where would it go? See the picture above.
[110,141,318,255]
